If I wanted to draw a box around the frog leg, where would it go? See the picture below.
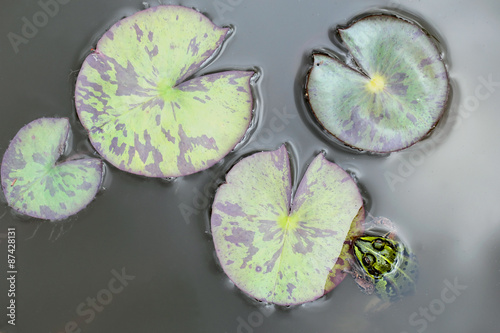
[353,273,375,295]
[342,259,374,294]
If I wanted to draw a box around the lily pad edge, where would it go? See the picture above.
[76,5,259,178]
[0,117,104,221]
[305,13,450,154]
[211,144,366,306]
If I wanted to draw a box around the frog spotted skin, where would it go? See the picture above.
[352,235,418,303]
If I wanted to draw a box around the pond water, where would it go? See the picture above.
[1,0,500,332]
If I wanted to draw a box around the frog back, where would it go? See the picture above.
[374,245,418,302]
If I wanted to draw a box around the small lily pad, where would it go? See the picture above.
[306,15,449,153]
[211,145,363,305]
[75,5,255,177]
[1,118,103,221]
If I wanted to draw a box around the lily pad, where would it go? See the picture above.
[1,118,103,221]
[306,15,449,153]
[75,5,254,177]
[211,145,363,305]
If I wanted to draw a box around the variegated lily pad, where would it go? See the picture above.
[306,15,449,153]
[75,5,254,177]
[211,146,364,305]
[1,118,103,220]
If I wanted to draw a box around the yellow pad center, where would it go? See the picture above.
[366,74,386,93]
[278,213,299,231]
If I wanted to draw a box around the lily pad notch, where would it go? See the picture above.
[75,5,256,178]
[306,14,449,153]
[1,118,103,221]
[211,145,364,305]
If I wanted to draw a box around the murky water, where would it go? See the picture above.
[1,0,500,332]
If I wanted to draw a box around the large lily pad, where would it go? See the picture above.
[211,146,363,305]
[1,118,103,220]
[75,5,254,177]
[306,15,449,153]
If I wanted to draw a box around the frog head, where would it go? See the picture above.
[353,236,401,278]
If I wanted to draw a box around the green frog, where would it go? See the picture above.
[348,217,418,309]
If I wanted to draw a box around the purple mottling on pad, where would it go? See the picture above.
[187,37,200,56]
[212,213,222,227]
[389,83,408,96]
[161,128,175,144]
[177,125,218,174]
[86,55,112,77]
[39,205,57,220]
[259,220,282,241]
[435,72,448,80]
[176,75,210,92]
[271,146,287,172]
[340,176,351,183]
[215,202,246,217]
[406,113,417,124]
[418,57,434,69]
[412,28,424,39]
[141,97,165,111]
[292,229,315,255]
[59,172,76,179]
[76,181,93,191]
[44,177,56,197]
[105,30,114,40]
[378,132,403,152]
[133,130,164,169]
[146,45,159,60]
[224,227,257,269]
[341,106,367,146]
[32,153,46,165]
[227,71,252,85]
[5,148,26,172]
[287,283,296,297]
[57,183,76,197]
[193,96,206,104]
[170,102,178,121]
[133,23,143,42]
[264,248,282,274]
[175,30,228,85]
[110,137,126,156]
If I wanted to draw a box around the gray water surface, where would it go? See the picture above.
[1,0,500,332]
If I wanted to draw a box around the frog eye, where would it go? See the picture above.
[372,238,385,250]
[362,254,375,266]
